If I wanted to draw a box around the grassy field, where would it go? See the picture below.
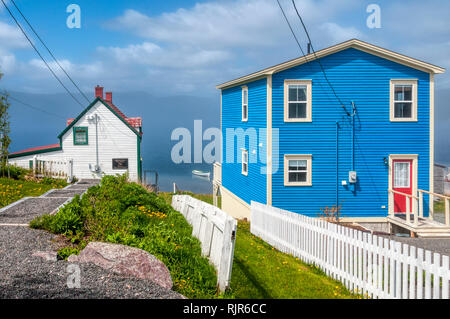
[0,177,67,208]
[161,192,358,299]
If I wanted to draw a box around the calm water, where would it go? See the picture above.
[142,163,213,194]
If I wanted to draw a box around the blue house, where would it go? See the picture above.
[213,39,446,232]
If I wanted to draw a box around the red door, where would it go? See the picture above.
[392,159,413,213]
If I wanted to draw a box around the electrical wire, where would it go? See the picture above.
[10,0,90,104]
[0,0,84,108]
[0,92,66,120]
[291,0,351,116]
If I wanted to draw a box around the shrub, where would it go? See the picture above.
[0,165,29,180]
[30,174,218,298]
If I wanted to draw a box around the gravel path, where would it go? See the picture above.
[0,179,184,299]
[0,227,183,299]
[0,197,68,224]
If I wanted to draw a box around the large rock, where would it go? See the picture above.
[67,242,172,289]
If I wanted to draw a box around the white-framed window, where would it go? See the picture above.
[284,79,312,122]
[284,154,312,186]
[242,86,248,121]
[241,149,248,176]
[390,79,417,121]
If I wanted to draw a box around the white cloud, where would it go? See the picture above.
[0,21,28,49]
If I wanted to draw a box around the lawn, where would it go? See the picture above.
[230,221,356,299]
[0,177,67,208]
[162,192,358,299]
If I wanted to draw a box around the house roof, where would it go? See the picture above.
[9,143,62,159]
[58,97,142,139]
[216,39,446,90]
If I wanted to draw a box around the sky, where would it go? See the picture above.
[0,0,449,164]
[0,0,449,95]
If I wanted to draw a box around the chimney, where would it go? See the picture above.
[95,85,103,99]
[105,92,112,103]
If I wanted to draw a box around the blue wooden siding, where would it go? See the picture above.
[221,77,267,205]
[271,48,430,217]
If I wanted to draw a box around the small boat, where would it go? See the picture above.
[192,170,211,177]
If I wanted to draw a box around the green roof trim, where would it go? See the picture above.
[9,145,62,159]
[58,97,141,139]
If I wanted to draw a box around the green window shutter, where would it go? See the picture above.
[29,160,33,169]
[73,127,88,145]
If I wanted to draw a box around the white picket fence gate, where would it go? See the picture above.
[251,201,450,299]
[172,195,237,291]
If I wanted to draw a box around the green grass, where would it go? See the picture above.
[159,191,215,206]
[30,175,219,299]
[0,177,67,208]
[434,200,445,213]
[162,192,358,299]
[229,221,357,299]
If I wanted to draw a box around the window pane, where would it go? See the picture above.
[289,159,307,171]
[289,172,307,182]
[394,85,412,101]
[403,85,412,101]
[243,90,248,104]
[394,85,404,101]
[288,103,307,118]
[288,85,307,102]
[243,104,247,119]
[394,162,410,188]
[297,86,307,101]
[394,102,412,118]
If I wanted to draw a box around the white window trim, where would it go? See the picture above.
[241,149,248,176]
[242,86,248,122]
[284,79,312,122]
[284,154,312,186]
[390,79,418,122]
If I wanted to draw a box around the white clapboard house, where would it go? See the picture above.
[9,86,143,181]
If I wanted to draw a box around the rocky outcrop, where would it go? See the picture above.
[68,242,172,290]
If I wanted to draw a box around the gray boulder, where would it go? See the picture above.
[68,242,172,289]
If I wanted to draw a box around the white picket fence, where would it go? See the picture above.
[251,201,450,299]
[172,195,237,291]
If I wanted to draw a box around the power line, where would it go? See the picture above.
[291,0,351,116]
[0,92,66,120]
[276,0,307,57]
[0,0,84,108]
[10,0,90,104]
[276,0,344,115]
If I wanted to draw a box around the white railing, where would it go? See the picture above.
[172,195,237,291]
[251,201,450,299]
[388,188,450,226]
[33,156,73,182]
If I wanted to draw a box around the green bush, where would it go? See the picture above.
[0,165,29,180]
[30,174,218,298]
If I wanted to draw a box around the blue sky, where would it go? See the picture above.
[1,0,449,96]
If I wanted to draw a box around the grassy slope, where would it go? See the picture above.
[231,221,356,299]
[162,192,357,299]
[0,177,67,208]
